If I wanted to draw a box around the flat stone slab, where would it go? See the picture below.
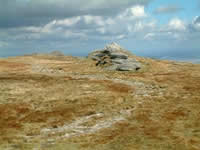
[110,53,128,59]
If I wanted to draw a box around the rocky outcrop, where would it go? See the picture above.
[88,43,142,71]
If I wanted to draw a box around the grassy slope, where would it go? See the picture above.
[0,55,200,150]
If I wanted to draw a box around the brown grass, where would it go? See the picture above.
[0,55,200,149]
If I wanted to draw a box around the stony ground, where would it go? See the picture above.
[0,54,200,150]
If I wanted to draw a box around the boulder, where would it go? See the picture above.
[88,42,142,71]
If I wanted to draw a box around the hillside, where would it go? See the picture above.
[0,44,200,150]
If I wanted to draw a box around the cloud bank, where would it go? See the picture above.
[0,0,151,28]
[0,0,200,58]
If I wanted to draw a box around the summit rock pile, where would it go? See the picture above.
[88,42,142,71]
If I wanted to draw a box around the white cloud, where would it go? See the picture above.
[24,16,81,34]
[105,18,115,25]
[130,5,146,18]
[3,0,200,57]
[194,24,200,30]
[96,27,106,34]
[83,15,105,26]
[64,30,86,39]
[42,21,56,33]
[24,26,42,33]
[191,16,200,27]
[4,6,195,49]
[56,17,81,26]
[23,21,56,33]
[127,20,155,33]
[134,21,144,31]
[118,5,147,20]
[6,4,151,43]
[144,33,155,40]
[83,15,94,24]
[192,16,200,31]
[168,18,186,31]
[127,24,133,32]
[116,34,126,39]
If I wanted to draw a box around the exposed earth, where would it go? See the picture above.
[0,43,200,150]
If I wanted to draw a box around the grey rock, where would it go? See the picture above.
[105,65,119,71]
[111,58,138,65]
[91,56,100,61]
[126,58,138,62]
[110,53,128,59]
[88,43,142,71]
[96,60,108,66]
[95,53,106,58]
[111,59,126,64]
[102,50,111,54]
[116,64,141,71]
[104,42,123,52]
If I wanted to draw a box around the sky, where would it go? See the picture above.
[0,0,200,60]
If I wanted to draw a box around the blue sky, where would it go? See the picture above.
[149,0,199,22]
[0,0,200,60]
